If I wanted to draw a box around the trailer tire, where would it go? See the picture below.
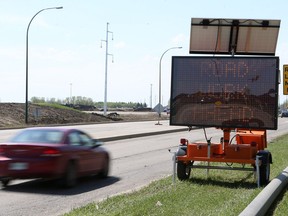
[177,161,192,181]
[257,150,271,186]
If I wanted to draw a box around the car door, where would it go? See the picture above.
[67,131,102,174]
[78,132,103,173]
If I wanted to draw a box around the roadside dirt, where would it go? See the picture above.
[0,103,169,128]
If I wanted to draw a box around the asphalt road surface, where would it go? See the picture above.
[0,119,287,216]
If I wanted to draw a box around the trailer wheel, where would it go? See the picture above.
[177,161,192,180]
[258,151,271,186]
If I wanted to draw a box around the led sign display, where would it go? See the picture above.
[170,56,279,129]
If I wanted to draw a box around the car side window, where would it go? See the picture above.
[68,132,81,146]
[79,133,93,147]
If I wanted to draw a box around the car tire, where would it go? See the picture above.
[99,156,109,178]
[63,161,77,188]
[1,179,10,187]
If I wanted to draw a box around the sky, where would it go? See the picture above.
[1,0,288,107]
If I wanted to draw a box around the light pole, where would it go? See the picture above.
[156,46,182,124]
[25,6,63,124]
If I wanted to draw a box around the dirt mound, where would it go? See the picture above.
[0,103,115,128]
[0,103,168,128]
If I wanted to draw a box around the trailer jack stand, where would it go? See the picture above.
[168,149,177,184]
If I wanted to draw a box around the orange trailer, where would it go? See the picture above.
[175,128,271,186]
[170,18,280,186]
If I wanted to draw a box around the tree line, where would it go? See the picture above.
[30,96,148,109]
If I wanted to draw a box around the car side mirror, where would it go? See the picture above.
[92,139,104,148]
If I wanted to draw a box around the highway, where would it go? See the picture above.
[0,119,287,216]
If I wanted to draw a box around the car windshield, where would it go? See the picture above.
[10,129,64,144]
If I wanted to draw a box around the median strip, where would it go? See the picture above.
[100,128,188,142]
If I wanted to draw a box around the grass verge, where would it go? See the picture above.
[64,134,288,216]
[36,103,81,112]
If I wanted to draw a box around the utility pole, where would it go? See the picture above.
[101,22,114,115]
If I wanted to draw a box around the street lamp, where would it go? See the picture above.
[25,6,63,124]
[156,46,182,125]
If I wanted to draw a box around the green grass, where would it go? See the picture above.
[36,103,81,112]
[64,134,288,216]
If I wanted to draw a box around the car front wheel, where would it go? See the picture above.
[99,156,109,178]
[63,161,77,188]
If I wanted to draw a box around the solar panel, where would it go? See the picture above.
[189,18,280,55]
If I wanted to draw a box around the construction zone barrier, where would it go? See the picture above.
[239,166,288,216]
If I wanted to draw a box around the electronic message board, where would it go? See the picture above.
[170,56,279,129]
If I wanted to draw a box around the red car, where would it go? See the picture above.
[0,127,110,188]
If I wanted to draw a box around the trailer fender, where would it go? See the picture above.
[257,150,272,164]
[176,145,187,157]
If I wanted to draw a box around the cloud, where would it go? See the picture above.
[0,47,24,60]
[28,47,77,63]
[114,41,126,49]
[171,33,186,44]
[0,13,26,25]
